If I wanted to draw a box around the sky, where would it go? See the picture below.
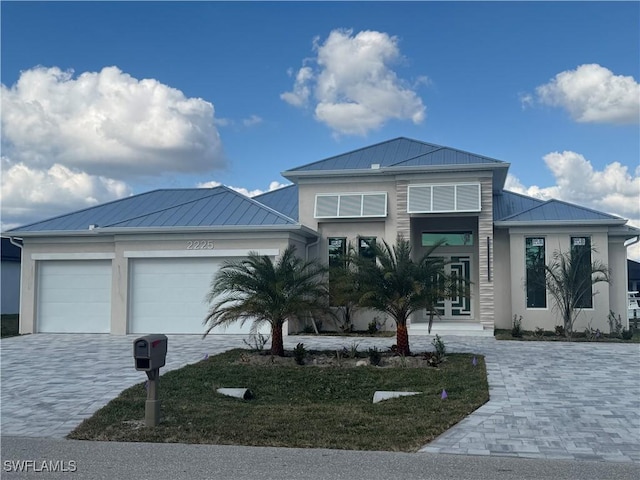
[1,1,639,257]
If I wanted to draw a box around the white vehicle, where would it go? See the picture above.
[629,292,640,324]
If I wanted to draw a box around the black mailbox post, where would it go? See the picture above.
[133,334,168,427]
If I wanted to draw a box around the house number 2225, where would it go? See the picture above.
[186,240,214,250]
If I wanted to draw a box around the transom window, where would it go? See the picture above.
[422,232,474,247]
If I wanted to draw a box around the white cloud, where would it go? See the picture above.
[1,65,227,229]
[534,64,640,124]
[1,66,225,176]
[281,29,426,135]
[1,158,131,227]
[196,180,289,198]
[505,151,640,260]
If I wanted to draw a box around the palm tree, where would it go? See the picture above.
[355,235,453,356]
[544,245,610,338]
[203,246,329,356]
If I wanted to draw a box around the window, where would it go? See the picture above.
[422,232,474,247]
[526,237,546,308]
[315,193,387,218]
[407,183,481,213]
[572,236,593,309]
[328,237,347,268]
[358,237,376,262]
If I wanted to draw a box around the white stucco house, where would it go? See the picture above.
[5,138,639,336]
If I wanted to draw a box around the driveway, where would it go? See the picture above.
[1,334,638,463]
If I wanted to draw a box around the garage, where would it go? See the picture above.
[128,257,270,335]
[37,260,112,333]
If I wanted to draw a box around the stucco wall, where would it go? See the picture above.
[493,228,512,329]
[508,227,613,332]
[19,231,310,335]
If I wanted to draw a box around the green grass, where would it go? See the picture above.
[1,314,19,338]
[68,349,489,452]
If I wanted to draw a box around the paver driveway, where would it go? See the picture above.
[1,334,638,463]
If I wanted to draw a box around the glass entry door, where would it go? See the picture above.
[435,255,472,319]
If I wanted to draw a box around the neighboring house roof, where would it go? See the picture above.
[253,184,299,221]
[494,198,627,226]
[282,137,510,191]
[1,238,21,262]
[6,186,310,236]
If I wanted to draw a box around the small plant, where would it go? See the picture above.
[368,346,382,366]
[293,343,306,365]
[342,341,361,358]
[367,320,378,334]
[607,310,623,337]
[302,325,316,334]
[424,335,447,367]
[621,328,634,340]
[583,323,601,342]
[432,334,446,358]
[242,333,270,352]
[511,314,523,338]
[554,325,565,337]
[533,327,545,339]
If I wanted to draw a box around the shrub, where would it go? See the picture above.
[432,334,446,358]
[367,320,378,334]
[342,341,360,359]
[368,347,382,366]
[293,343,306,365]
[533,327,545,339]
[621,328,633,340]
[511,315,523,338]
[607,310,623,337]
[242,333,270,352]
[554,325,565,337]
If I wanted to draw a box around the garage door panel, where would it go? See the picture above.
[129,258,268,335]
[37,260,111,333]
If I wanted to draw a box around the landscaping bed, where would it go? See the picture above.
[68,348,489,452]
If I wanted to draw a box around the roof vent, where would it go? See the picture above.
[371,163,380,170]
[88,224,99,230]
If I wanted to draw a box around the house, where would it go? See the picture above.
[1,237,22,314]
[628,259,640,293]
[5,137,639,336]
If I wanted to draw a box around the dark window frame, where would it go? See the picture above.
[525,237,547,309]
[571,236,593,309]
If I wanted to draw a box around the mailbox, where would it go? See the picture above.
[133,334,168,371]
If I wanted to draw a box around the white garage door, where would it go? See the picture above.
[37,260,112,333]
[129,257,269,335]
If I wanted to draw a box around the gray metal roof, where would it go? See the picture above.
[253,184,299,221]
[286,137,507,172]
[496,198,626,224]
[7,186,298,234]
[493,190,546,221]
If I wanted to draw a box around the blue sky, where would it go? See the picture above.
[1,1,639,255]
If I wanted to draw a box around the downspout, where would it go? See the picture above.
[8,236,23,250]
[624,236,639,249]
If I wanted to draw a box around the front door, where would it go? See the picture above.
[435,255,472,319]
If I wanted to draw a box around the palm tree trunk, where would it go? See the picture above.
[396,322,411,356]
[271,322,285,356]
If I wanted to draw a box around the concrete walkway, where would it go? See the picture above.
[1,334,639,463]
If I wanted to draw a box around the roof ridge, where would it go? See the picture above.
[103,187,228,227]
[498,199,553,221]
[237,186,298,223]
[285,137,437,172]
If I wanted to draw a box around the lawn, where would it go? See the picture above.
[68,348,489,452]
